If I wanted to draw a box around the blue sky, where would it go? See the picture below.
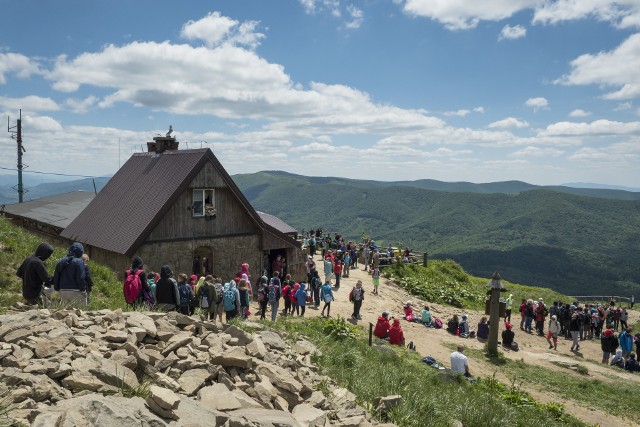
[1,0,639,188]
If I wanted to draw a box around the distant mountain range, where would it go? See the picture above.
[1,171,638,297]
[0,176,110,204]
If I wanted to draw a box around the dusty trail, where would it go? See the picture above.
[255,254,639,427]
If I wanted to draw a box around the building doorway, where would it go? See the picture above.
[193,246,213,276]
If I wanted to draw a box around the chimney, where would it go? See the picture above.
[147,126,179,153]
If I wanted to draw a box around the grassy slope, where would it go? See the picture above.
[233,172,640,296]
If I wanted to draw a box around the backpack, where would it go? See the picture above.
[433,318,443,329]
[178,283,191,308]
[268,282,278,303]
[198,285,210,309]
[257,287,265,302]
[213,283,224,304]
[348,289,354,303]
[124,269,143,304]
[223,288,236,311]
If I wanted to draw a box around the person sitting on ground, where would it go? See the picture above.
[600,328,619,364]
[447,314,460,335]
[403,301,416,322]
[502,322,516,349]
[421,305,432,327]
[624,352,640,373]
[458,314,470,338]
[476,316,489,340]
[450,344,471,377]
[611,349,625,369]
[374,312,391,339]
[388,318,405,346]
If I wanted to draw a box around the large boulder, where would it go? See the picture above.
[211,347,253,369]
[178,368,212,395]
[292,403,326,427]
[198,383,243,411]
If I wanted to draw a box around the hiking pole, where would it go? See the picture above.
[369,323,373,346]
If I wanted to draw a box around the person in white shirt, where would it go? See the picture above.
[450,344,470,377]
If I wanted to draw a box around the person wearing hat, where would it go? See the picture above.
[504,293,513,323]
[502,322,516,349]
[459,314,470,338]
[546,314,561,350]
[600,328,619,363]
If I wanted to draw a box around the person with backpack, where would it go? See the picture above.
[54,242,87,307]
[600,328,619,363]
[290,281,300,315]
[17,242,54,307]
[619,327,634,358]
[343,252,351,278]
[257,276,269,320]
[122,257,151,308]
[177,273,194,315]
[267,272,282,321]
[295,282,308,317]
[155,265,180,311]
[147,271,157,301]
[546,315,561,350]
[197,275,216,320]
[310,270,322,309]
[320,280,334,317]
[223,280,240,321]
[350,280,365,320]
[238,279,251,319]
[334,259,343,290]
[281,276,292,316]
[535,298,547,336]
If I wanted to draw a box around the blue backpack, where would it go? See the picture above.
[223,288,236,311]
[178,283,191,308]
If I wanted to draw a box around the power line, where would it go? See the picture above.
[0,166,102,179]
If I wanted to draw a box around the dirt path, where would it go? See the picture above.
[262,255,639,427]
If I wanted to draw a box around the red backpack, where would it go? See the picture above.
[124,269,143,304]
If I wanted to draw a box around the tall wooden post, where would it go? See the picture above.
[487,271,503,355]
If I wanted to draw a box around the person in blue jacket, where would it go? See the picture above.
[53,242,87,306]
[295,282,308,317]
[320,281,334,317]
[619,327,634,358]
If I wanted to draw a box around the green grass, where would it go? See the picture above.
[267,317,588,427]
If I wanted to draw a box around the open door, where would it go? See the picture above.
[193,246,213,276]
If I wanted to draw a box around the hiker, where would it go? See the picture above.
[350,280,365,320]
[334,259,343,289]
[155,266,180,311]
[257,276,269,320]
[238,279,251,319]
[53,242,87,307]
[403,301,416,322]
[625,353,640,372]
[306,255,316,283]
[239,262,252,289]
[197,275,215,320]
[81,254,94,304]
[447,314,460,335]
[611,349,625,368]
[223,280,240,321]
[504,293,513,322]
[458,314,471,338]
[310,270,322,309]
[546,315,560,350]
[619,327,634,358]
[570,312,581,351]
[362,245,371,272]
[600,328,619,364]
[282,276,293,316]
[477,316,489,341]
[17,242,54,307]
[502,322,516,349]
[343,251,351,278]
[388,318,405,346]
[372,267,380,295]
[620,308,629,331]
[519,299,527,330]
[421,305,432,327]
[295,282,308,317]
[320,281,333,317]
[374,312,391,338]
[177,273,195,315]
[450,344,471,377]
[631,295,635,309]
[147,271,157,301]
[268,272,282,321]
[323,255,333,285]
[535,298,547,336]
[123,257,152,308]
[271,255,284,279]
[524,300,534,334]
[290,281,300,315]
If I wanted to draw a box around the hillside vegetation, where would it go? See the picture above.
[233,171,640,297]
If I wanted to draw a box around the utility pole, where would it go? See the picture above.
[7,110,25,203]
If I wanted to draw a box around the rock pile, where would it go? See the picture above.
[0,309,397,427]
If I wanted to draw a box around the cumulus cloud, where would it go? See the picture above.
[525,97,549,111]
[64,96,98,113]
[569,140,640,163]
[615,101,633,110]
[0,52,41,84]
[181,12,264,49]
[556,33,640,100]
[0,95,59,112]
[299,0,341,17]
[569,109,591,118]
[499,24,527,40]
[533,0,640,29]
[443,109,470,117]
[473,106,485,113]
[345,5,364,29]
[510,146,564,158]
[488,117,529,128]
[541,119,640,136]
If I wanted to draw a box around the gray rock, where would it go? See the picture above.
[293,340,317,356]
[104,329,129,343]
[3,328,33,343]
[149,385,180,410]
[227,407,302,427]
[246,336,268,359]
[88,354,140,390]
[373,395,402,414]
[198,383,243,411]
[259,331,287,350]
[211,346,253,369]
[178,368,212,395]
[125,312,158,337]
[145,396,179,420]
[256,362,303,394]
[224,325,254,346]
[292,403,326,427]
[161,331,194,356]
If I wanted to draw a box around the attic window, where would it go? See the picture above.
[193,189,215,217]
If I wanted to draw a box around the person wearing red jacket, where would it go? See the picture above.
[389,318,405,346]
[374,312,391,338]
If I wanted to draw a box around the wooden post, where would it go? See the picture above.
[369,323,373,346]
[487,272,503,356]
[422,252,428,267]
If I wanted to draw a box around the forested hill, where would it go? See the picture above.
[233,171,640,297]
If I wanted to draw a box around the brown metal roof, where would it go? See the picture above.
[2,191,95,229]
[61,148,299,256]
[257,211,298,235]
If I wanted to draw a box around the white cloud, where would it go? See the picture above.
[525,97,549,111]
[0,95,59,112]
[533,0,640,29]
[401,0,536,30]
[556,33,640,100]
[181,12,264,49]
[64,96,98,113]
[541,119,640,136]
[615,101,633,110]
[499,24,527,40]
[443,109,470,117]
[473,106,485,113]
[510,146,564,158]
[345,5,364,29]
[488,117,529,128]
[568,109,591,118]
[0,53,40,84]
[569,140,640,163]
[299,0,341,17]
